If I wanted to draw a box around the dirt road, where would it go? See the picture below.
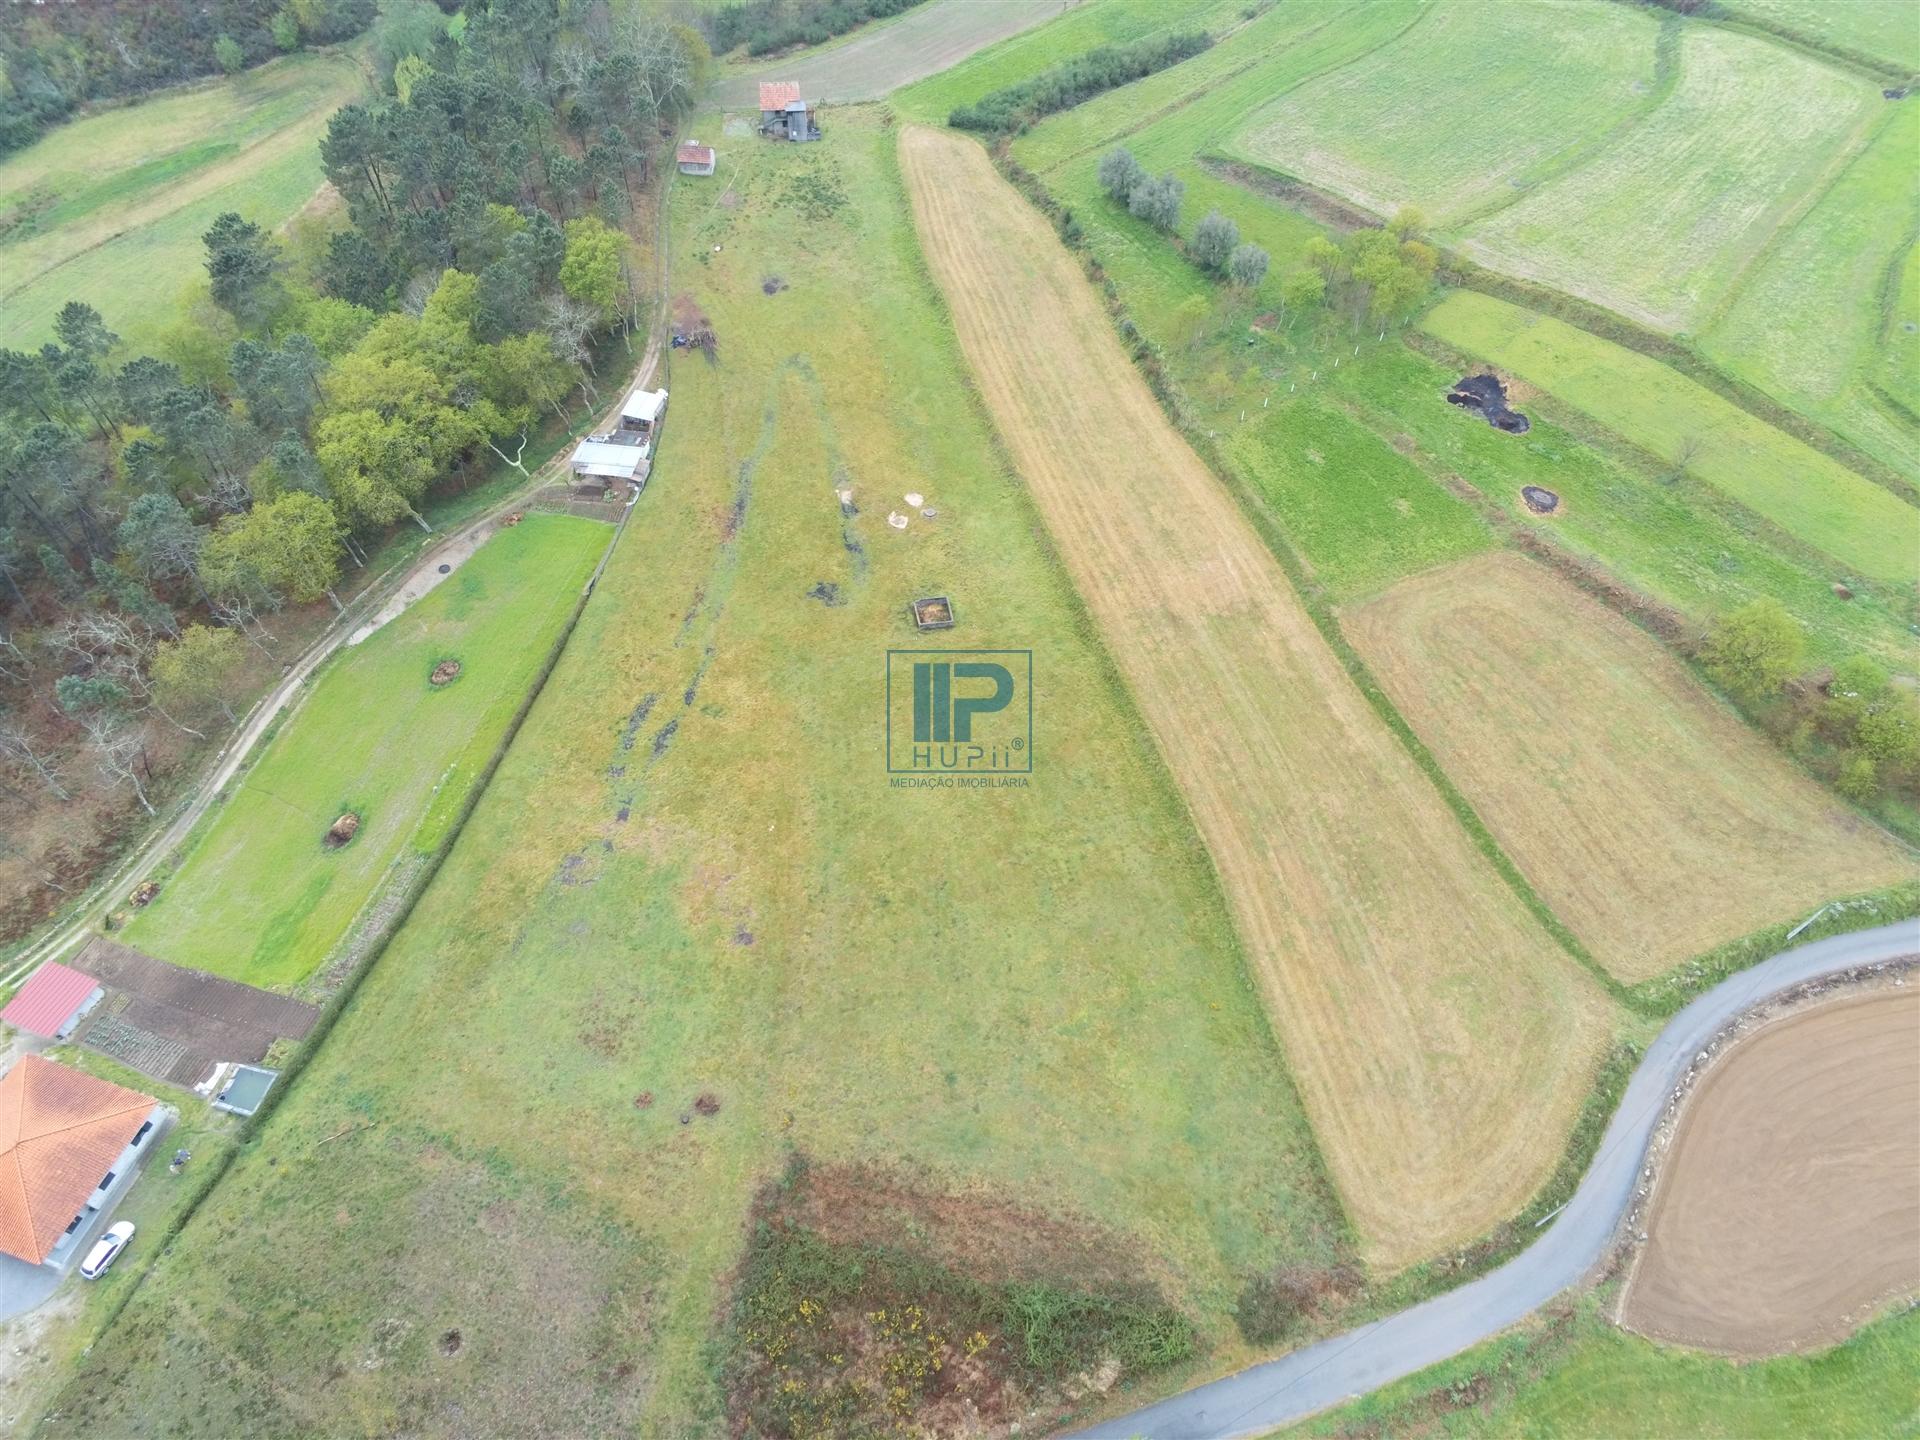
[1618,985,1919,1355]
[1069,920,1920,1439]
[714,0,1066,106]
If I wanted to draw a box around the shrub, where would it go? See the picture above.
[949,31,1212,133]
[1098,147,1146,204]
[1191,209,1239,271]
[1228,243,1270,289]
[1128,173,1184,231]
[1701,598,1806,705]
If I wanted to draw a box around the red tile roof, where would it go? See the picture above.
[677,143,715,164]
[759,82,802,111]
[1,962,99,1039]
[0,1057,154,1263]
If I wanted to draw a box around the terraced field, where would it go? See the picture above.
[1423,292,1919,582]
[1461,24,1879,332]
[120,515,609,990]
[1700,101,1920,477]
[0,48,368,349]
[1235,0,1658,226]
[904,122,1611,1269]
[1348,554,1914,981]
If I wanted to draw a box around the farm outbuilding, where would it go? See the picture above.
[567,436,651,495]
[677,141,716,176]
[758,82,821,142]
[1,960,104,1040]
[619,387,669,438]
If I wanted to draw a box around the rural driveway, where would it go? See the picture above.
[1070,918,1920,1440]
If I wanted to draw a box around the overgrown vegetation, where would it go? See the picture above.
[707,0,923,59]
[0,0,373,156]
[949,31,1212,134]
[726,1207,1194,1438]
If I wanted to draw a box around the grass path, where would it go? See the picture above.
[903,123,1612,1269]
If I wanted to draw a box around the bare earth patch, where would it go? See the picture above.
[1619,985,1920,1354]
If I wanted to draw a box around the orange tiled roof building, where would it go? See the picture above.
[0,1056,156,1264]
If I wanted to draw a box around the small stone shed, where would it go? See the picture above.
[676,141,716,176]
[758,82,822,142]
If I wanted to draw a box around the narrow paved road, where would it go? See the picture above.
[1072,918,1920,1440]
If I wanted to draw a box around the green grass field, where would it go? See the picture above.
[1702,101,1920,476]
[39,109,1348,1437]
[0,48,367,351]
[1225,398,1492,602]
[1332,344,1916,670]
[119,514,607,990]
[1285,1299,1920,1439]
[1460,24,1879,332]
[1715,0,1920,73]
[1233,0,1659,227]
[1423,292,1919,582]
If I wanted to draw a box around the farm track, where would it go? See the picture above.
[1346,553,1915,981]
[1073,920,1920,1438]
[714,0,1066,106]
[901,124,1611,1269]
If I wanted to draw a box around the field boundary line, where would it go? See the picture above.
[1606,0,1918,87]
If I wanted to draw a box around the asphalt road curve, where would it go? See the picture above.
[1070,919,1920,1440]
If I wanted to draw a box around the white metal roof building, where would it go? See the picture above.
[568,437,651,481]
[621,388,669,429]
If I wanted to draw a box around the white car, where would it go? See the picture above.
[79,1221,134,1280]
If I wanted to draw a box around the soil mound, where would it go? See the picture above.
[1447,373,1530,434]
[430,659,462,686]
[324,813,361,848]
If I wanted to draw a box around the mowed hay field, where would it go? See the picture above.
[1716,0,1920,72]
[902,124,1611,1269]
[1620,986,1920,1356]
[1423,292,1920,583]
[0,48,368,350]
[1459,24,1880,332]
[122,514,608,991]
[1234,0,1658,227]
[1701,102,1920,477]
[41,109,1352,1436]
[1347,554,1915,981]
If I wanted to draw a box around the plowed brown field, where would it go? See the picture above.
[1347,554,1916,981]
[1621,986,1920,1354]
[900,125,1611,1268]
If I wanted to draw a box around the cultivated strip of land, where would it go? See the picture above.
[902,124,1611,1269]
[1618,985,1920,1356]
[1346,553,1915,981]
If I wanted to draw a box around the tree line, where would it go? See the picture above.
[706,0,923,60]
[0,0,702,838]
[950,31,1212,135]
[0,0,376,156]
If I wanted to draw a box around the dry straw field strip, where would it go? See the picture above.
[1346,554,1915,983]
[901,125,1611,1269]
